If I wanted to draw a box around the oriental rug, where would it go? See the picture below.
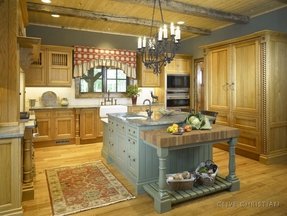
[46,161,135,216]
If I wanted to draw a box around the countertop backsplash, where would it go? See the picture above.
[25,81,155,111]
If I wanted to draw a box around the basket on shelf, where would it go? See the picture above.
[195,160,218,186]
[166,171,196,191]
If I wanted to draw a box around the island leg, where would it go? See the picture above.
[226,137,240,191]
[154,147,171,213]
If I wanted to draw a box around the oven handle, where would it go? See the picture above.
[167,96,190,99]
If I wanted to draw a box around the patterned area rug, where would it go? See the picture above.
[46,161,135,216]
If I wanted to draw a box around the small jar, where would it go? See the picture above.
[61,98,69,106]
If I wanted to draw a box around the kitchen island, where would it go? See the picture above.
[102,112,240,213]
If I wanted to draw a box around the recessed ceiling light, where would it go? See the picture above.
[51,14,60,18]
[41,0,51,3]
[177,21,185,25]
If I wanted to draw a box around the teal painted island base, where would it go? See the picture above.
[140,125,240,213]
[102,112,240,213]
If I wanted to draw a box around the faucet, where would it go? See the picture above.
[143,99,153,118]
[103,90,114,105]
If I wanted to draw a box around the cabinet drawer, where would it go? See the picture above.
[35,111,51,118]
[55,110,74,117]
[127,154,137,176]
[127,126,138,137]
[115,121,126,134]
[128,136,137,154]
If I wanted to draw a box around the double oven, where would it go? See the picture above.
[166,74,190,111]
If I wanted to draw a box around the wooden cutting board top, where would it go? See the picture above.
[140,124,240,148]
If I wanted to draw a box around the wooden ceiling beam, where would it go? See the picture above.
[115,0,250,24]
[27,2,211,35]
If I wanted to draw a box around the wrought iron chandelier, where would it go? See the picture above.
[137,0,181,75]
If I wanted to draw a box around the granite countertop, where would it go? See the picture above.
[108,111,189,126]
[30,103,164,110]
[0,116,36,139]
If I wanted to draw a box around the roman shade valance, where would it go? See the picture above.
[73,46,137,78]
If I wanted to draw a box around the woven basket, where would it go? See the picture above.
[195,160,218,186]
[166,173,196,191]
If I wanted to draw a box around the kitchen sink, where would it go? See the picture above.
[125,116,147,120]
[99,105,128,118]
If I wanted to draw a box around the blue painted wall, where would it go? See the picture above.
[180,6,287,58]
[27,6,287,59]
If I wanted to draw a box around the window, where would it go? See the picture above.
[80,66,127,93]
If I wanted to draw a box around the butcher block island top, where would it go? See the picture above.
[140,124,240,148]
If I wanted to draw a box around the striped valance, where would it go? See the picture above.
[73,46,137,78]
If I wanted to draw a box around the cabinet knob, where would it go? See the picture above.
[133,159,135,162]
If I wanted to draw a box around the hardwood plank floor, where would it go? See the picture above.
[22,143,287,216]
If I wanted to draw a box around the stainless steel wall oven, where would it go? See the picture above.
[166,74,190,111]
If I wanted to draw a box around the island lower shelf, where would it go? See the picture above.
[143,176,232,205]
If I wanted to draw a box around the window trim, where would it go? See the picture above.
[75,77,129,98]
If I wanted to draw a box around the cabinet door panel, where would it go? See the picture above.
[54,117,75,139]
[25,51,46,86]
[232,40,260,114]
[208,46,231,112]
[48,50,71,86]
[80,110,97,139]
[36,118,52,141]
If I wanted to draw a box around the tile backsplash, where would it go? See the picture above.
[25,80,155,110]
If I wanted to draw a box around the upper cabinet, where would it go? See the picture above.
[137,55,161,87]
[165,55,192,74]
[25,45,73,87]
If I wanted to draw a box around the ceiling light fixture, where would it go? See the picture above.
[41,0,51,3]
[51,14,60,18]
[137,0,181,75]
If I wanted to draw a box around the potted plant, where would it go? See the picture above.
[126,84,141,105]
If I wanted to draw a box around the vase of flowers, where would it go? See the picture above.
[126,85,141,105]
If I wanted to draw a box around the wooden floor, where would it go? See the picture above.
[22,143,287,216]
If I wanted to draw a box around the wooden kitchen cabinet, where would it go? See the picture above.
[204,30,287,164]
[137,55,160,87]
[26,45,73,87]
[80,108,103,140]
[165,54,192,74]
[34,109,75,144]
[206,39,261,158]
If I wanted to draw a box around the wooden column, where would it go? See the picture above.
[0,0,20,126]
[22,127,34,201]
[227,137,240,191]
[75,108,81,144]
[154,148,171,213]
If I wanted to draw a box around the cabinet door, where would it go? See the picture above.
[207,45,231,125]
[232,39,260,115]
[25,50,46,86]
[117,134,127,169]
[54,110,75,140]
[80,109,97,139]
[141,67,160,87]
[34,111,53,141]
[231,39,261,154]
[137,60,160,87]
[47,49,72,87]
[165,57,191,74]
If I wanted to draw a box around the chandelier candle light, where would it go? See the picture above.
[137,0,181,74]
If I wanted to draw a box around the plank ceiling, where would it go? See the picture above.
[26,0,287,40]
